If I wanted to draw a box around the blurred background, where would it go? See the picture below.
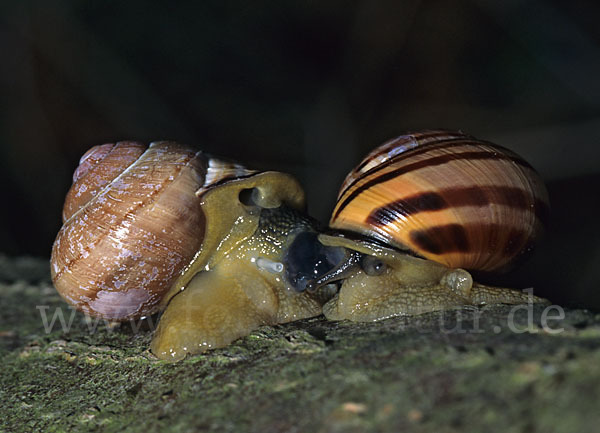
[0,0,598,309]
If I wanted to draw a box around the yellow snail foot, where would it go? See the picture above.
[150,263,278,361]
[322,257,549,322]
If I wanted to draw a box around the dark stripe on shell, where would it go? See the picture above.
[352,131,469,173]
[533,198,550,227]
[367,192,448,226]
[348,139,476,191]
[409,224,470,255]
[343,136,532,199]
[366,186,540,227]
[409,223,532,259]
[334,150,533,220]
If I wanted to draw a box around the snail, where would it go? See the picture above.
[298,130,551,321]
[51,131,550,360]
[51,141,345,361]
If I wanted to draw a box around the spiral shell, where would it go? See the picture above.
[330,130,549,272]
[51,141,254,320]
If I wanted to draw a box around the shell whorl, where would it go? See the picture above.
[63,142,146,222]
[330,131,550,272]
[51,141,255,320]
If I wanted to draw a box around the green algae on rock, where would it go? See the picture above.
[1,255,600,433]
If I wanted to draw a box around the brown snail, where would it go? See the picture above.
[51,141,344,360]
[301,130,550,321]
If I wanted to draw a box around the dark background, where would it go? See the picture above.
[1,1,599,309]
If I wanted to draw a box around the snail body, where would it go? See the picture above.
[51,141,342,360]
[305,131,550,321]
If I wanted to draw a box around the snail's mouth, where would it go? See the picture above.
[282,230,396,293]
[252,205,360,294]
[282,231,353,292]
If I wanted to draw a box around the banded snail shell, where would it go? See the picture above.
[51,141,257,320]
[330,130,549,272]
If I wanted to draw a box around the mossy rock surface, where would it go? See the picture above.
[1,256,599,433]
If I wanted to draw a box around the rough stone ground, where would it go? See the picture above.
[1,255,599,433]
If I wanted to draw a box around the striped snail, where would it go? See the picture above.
[300,130,550,321]
[51,141,343,361]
